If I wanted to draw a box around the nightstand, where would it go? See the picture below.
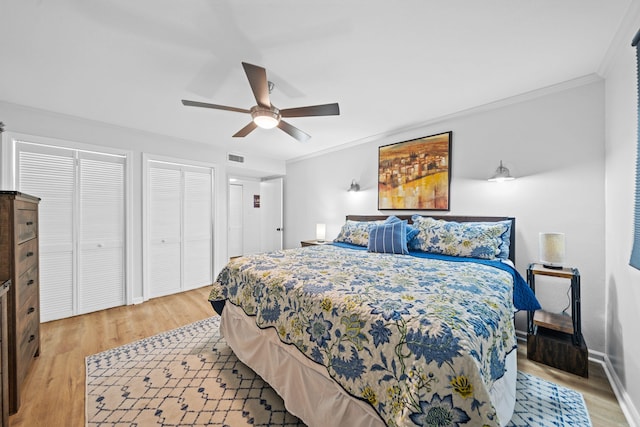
[300,240,332,247]
[526,263,588,377]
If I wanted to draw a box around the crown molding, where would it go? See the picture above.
[287,74,603,165]
[598,0,640,77]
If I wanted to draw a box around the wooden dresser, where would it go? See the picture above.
[0,192,41,414]
[0,280,9,427]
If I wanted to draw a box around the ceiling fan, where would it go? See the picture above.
[182,62,340,143]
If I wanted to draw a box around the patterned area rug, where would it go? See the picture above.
[86,317,592,427]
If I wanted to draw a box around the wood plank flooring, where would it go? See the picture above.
[9,286,629,426]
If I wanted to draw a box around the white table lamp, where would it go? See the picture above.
[316,223,326,242]
[539,232,565,269]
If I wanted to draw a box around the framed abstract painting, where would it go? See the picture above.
[378,131,452,210]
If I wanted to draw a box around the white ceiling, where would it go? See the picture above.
[0,0,631,162]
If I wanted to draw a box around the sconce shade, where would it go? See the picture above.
[316,223,326,242]
[488,160,515,182]
[348,179,360,192]
[539,232,565,268]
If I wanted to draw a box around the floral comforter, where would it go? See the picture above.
[208,244,517,427]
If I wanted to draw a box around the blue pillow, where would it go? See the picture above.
[368,221,409,254]
[385,215,420,244]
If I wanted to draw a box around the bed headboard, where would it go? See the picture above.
[346,215,516,264]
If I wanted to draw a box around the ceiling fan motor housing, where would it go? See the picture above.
[250,105,280,129]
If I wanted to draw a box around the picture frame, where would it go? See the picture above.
[378,131,452,210]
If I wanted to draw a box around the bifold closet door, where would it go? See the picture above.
[147,161,214,298]
[77,152,125,314]
[16,142,126,321]
[18,145,75,321]
[183,169,213,290]
[148,165,182,297]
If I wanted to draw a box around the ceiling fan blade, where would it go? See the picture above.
[280,103,340,118]
[182,99,250,114]
[233,121,258,138]
[278,120,311,142]
[242,62,271,109]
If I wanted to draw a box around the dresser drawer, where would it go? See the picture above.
[16,265,38,315]
[15,208,37,244]
[16,239,38,277]
[16,314,39,386]
[16,290,39,384]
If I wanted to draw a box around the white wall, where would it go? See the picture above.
[285,78,606,353]
[603,4,640,424]
[0,100,285,302]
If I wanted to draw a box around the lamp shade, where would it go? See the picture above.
[316,223,326,242]
[488,160,515,182]
[539,232,565,268]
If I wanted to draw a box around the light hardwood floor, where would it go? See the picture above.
[9,286,629,426]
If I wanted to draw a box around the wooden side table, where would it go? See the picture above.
[526,263,588,377]
[300,240,332,247]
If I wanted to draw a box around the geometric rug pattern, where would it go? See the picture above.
[86,316,592,427]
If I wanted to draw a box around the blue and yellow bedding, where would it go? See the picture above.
[209,243,531,426]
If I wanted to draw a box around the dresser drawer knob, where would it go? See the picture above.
[27,307,35,315]
[28,334,35,343]
[26,251,34,257]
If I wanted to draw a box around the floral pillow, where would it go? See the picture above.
[334,219,384,247]
[409,216,511,260]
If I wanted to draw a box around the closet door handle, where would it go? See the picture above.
[28,334,36,343]
[26,252,34,257]
[27,279,35,286]
[26,221,34,226]
[27,307,35,315]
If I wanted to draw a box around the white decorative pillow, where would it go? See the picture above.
[409,216,510,260]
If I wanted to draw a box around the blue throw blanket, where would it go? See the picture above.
[331,242,541,311]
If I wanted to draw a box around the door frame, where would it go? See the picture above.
[3,132,134,307]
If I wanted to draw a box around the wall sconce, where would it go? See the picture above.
[488,160,515,182]
[316,223,326,242]
[539,232,565,269]
[348,179,360,192]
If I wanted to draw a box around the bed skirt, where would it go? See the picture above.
[220,302,517,427]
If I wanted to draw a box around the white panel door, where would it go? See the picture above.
[77,152,125,313]
[17,144,75,321]
[260,177,283,252]
[228,184,243,258]
[148,164,182,298]
[183,168,213,290]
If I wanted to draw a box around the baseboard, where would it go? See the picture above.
[603,354,640,427]
[131,296,144,305]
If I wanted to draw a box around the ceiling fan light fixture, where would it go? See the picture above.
[251,106,280,129]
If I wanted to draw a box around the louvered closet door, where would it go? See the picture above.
[16,141,127,321]
[148,164,182,297]
[183,168,213,289]
[78,152,125,313]
[17,144,75,321]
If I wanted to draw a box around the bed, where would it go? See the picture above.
[208,214,540,427]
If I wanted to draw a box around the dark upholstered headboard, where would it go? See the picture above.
[346,215,516,264]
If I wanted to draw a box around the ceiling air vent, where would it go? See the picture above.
[228,153,245,163]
